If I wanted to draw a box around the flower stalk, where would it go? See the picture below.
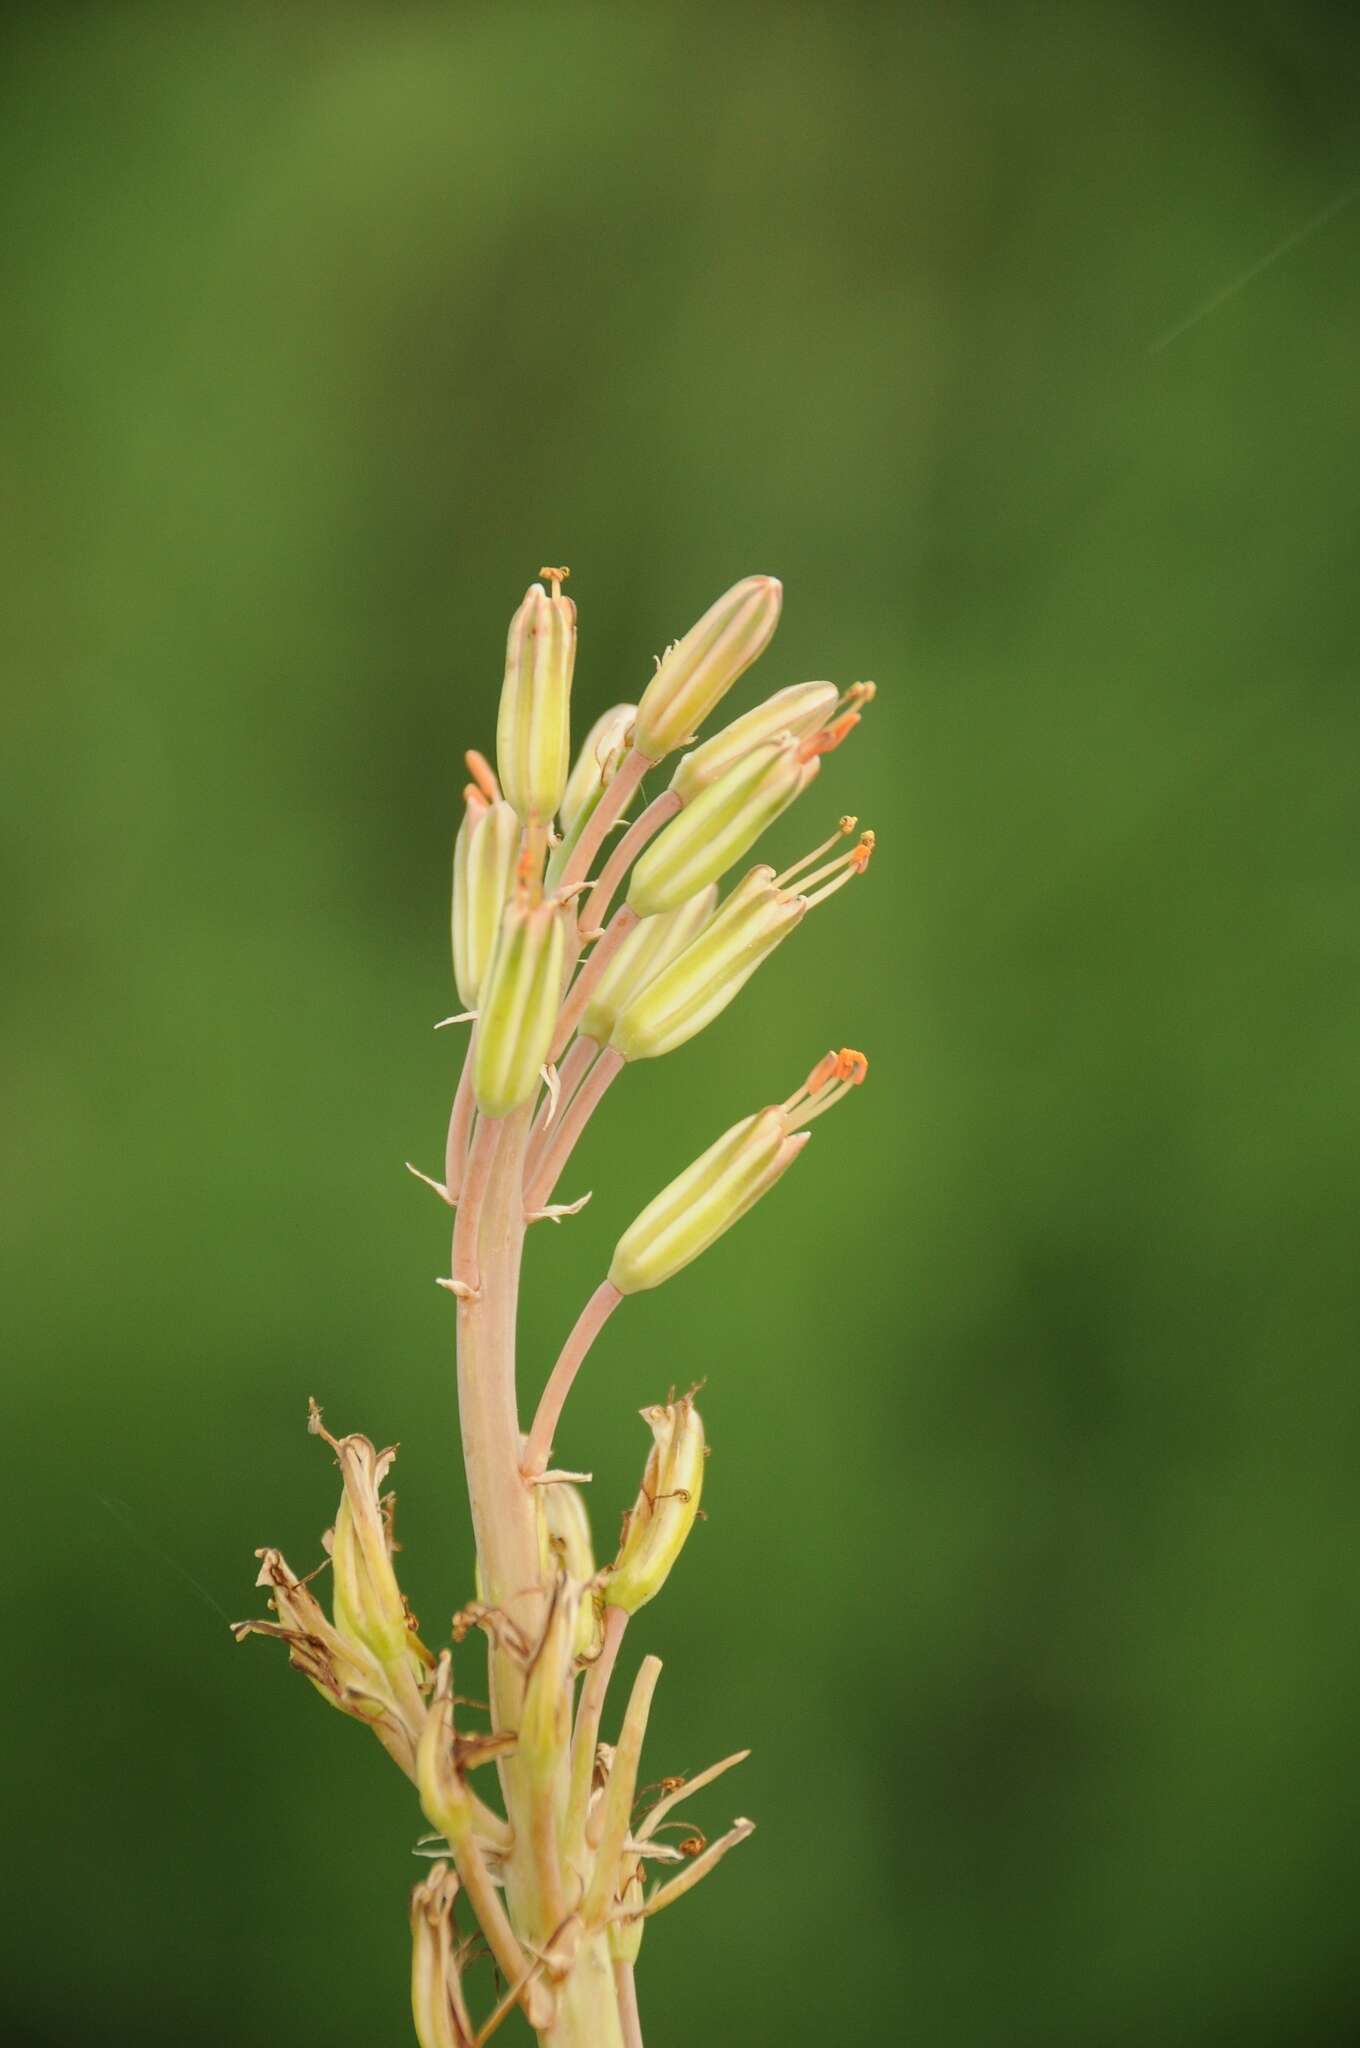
[235,567,876,2045]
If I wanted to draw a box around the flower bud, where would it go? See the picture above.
[519,1577,579,1780]
[579,885,717,1045]
[451,796,519,1010]
[559,702,636,840]
[610,866,803,1062]
[496,577,576,824]
[608,1109,794,1294]
[668,680,838,807]
[627,736,810,919]
[633,575,782,761]
[607,1049,868,1294]
[603,1393,706,1614]
[473,888,567,1118]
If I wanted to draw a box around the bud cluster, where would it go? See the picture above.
[238,566,878,2048]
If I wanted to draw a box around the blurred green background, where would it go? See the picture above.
[5,3,1358,2043]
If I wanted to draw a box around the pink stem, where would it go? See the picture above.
[523,1048,624,1215]
[550,908,638,1063]
[557,747,653,896]
[521,1280,623,1478]
[444,1026,477,1199]
[451,1114,500,1296]
[578,790,680,938]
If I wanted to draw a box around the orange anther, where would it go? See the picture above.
[835,1048,869,1085]
[850,830,875,873]
[538,565,571,596]
[465,749,500,804]
[838,814,858,835]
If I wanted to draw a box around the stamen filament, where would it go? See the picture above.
[775,816,857,889]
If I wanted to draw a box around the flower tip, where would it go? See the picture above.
[464,750,500,803]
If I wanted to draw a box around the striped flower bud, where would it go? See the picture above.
[496,573,576,824]
[451,795,519,1009]
[472,887,567,1118]
[611,867,802,1063]
[667,680,838,807]
[607,1048,868,1294]
[579,884,717,1045]
[612,818,873,1062]
[603,1392,706,1614]
[626,736,809,919]
[560,702,636,840]
[633,575,782,762]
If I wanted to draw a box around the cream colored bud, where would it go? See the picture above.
[560,702,636,839]
[634,575,782,761]
[451,797,519,1011]
[604,1393,706,1614]
[519,1577,578,1780]
[473,890,567,1118]
[668,680,838,807]
[496,580,576,823]
[610,866,803,1062]
[579,884,717,1045]
[607,1108,803,1295]
[627,736,810,918]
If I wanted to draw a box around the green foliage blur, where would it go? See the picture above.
[5,4,1358,2043]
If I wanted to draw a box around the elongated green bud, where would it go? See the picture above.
[668,680,838,806]
[611,868,803,1062]
[473,888,567,1118]
[614,820,874,1061]
[580,884,717,1044]
[604,1393,706,1614]
[608,1048,868,1294]
[560,701,636,839]
[627,737,808,918]
[634,575,782,761]
[496,573,576,824]
[451,795,519,1009]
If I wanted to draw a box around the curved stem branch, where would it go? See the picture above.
[550,912,637,1064]
[578,791,680,938]
[522,1281,623,1480]
[557,748,653,896]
